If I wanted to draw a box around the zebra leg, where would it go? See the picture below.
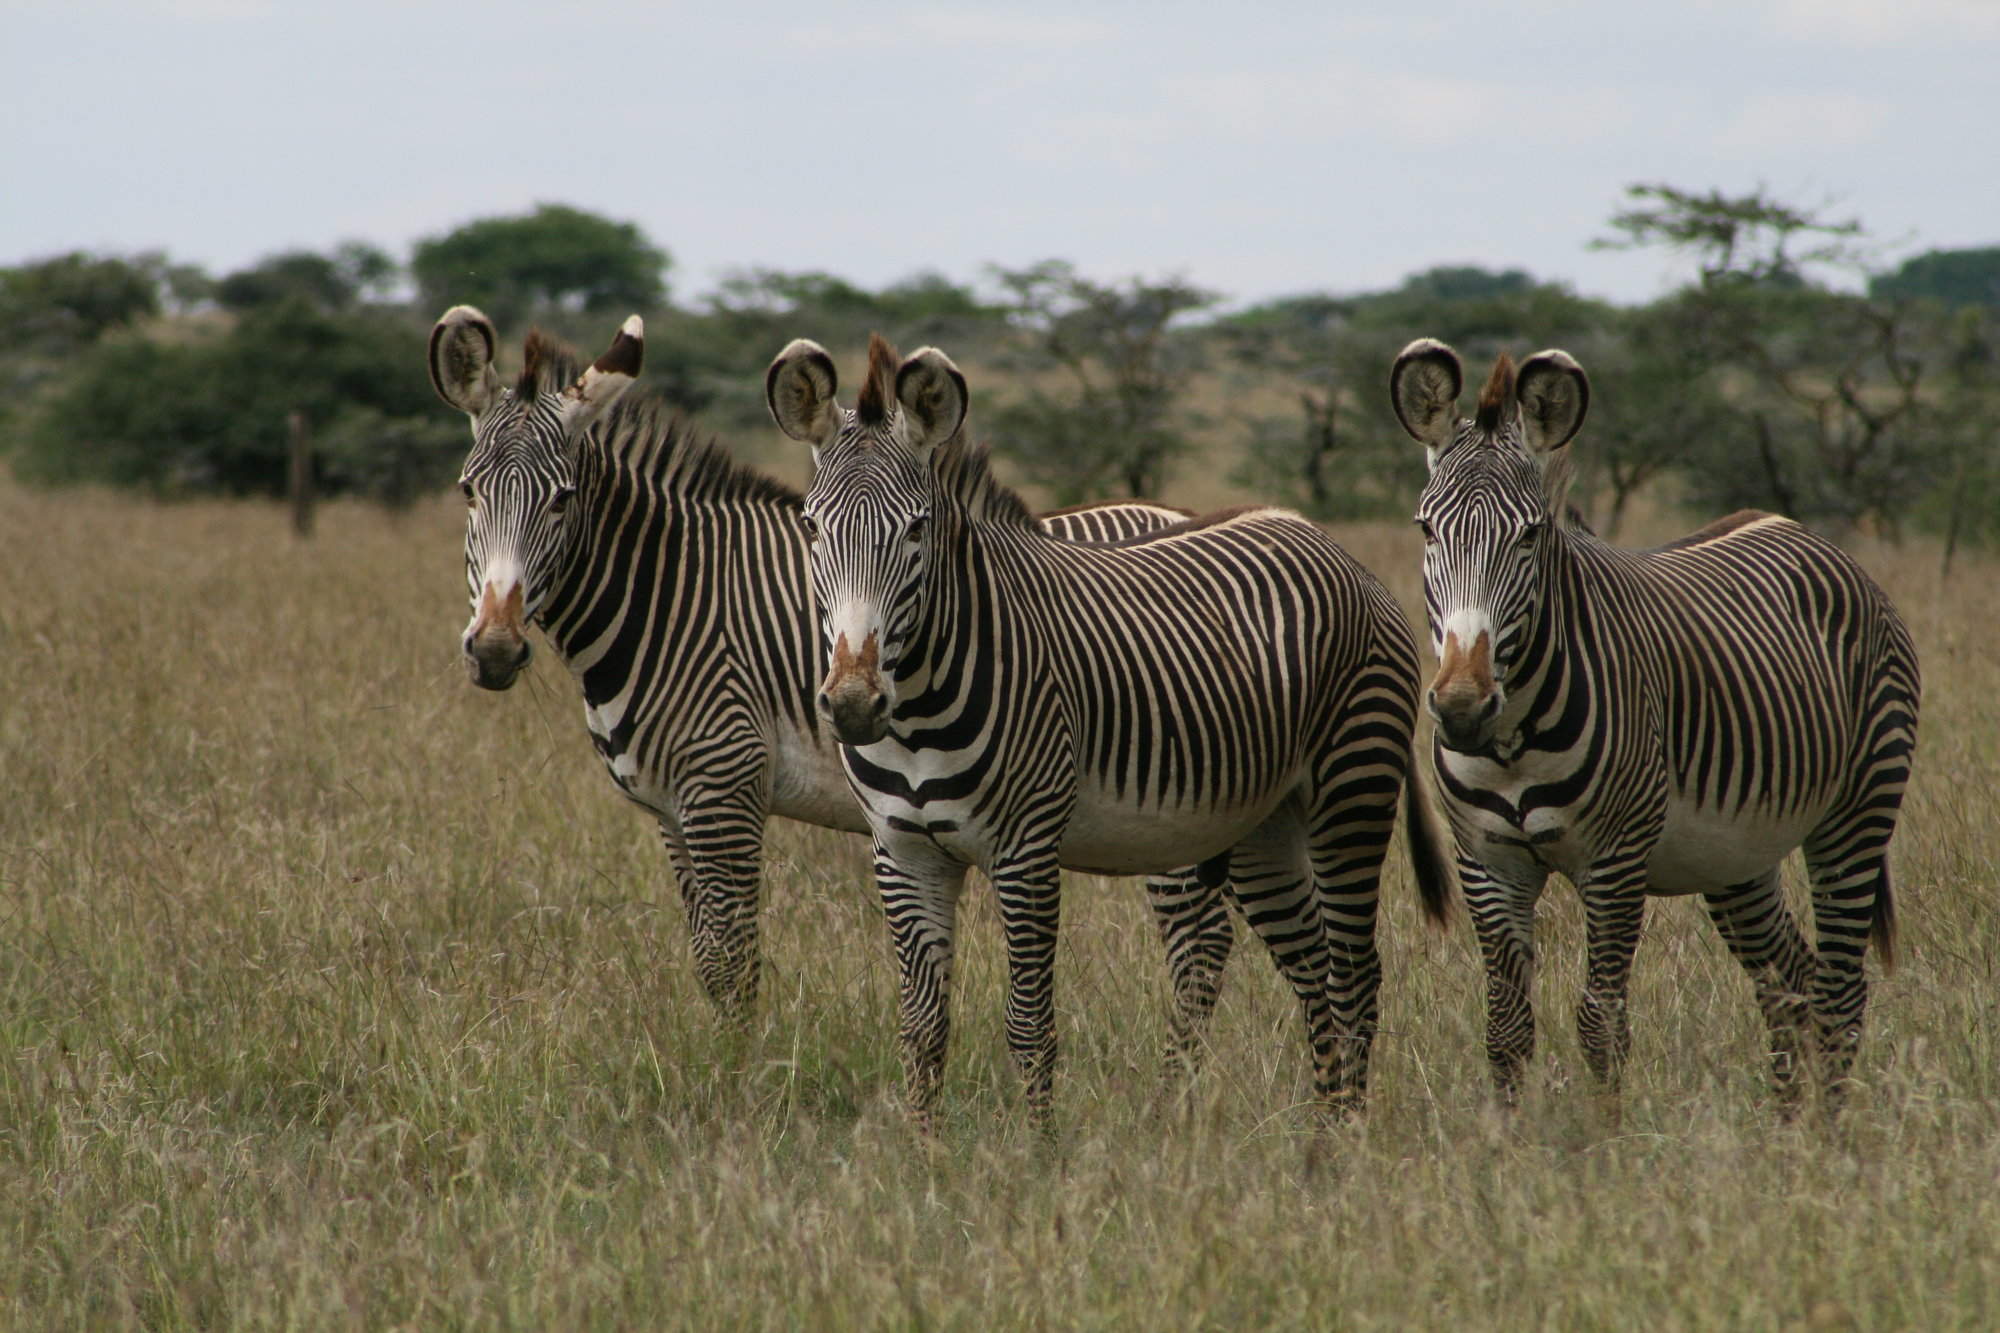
[1230,813,1342,1116]
[876,837,968,1135]
[993,850,1065,1132]
[673,783,770,1016]
[656,818,745,1018]
[1142,853,1234,1079]
[1803,804,1903,1107]
[1463,855,1545,1104]
[1702,868,1814,1109]
[1574,865,1649,1094]
[1304,778,1399,1110]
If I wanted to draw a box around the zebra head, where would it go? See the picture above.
[1391,338,1589,753]
[766,334,966,746]
[429,306,642,690]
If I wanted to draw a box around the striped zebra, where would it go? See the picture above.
[766,334,1451,1130]
[428,307,1234,1043]
[1389,338,1920,1108]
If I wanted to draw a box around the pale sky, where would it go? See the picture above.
[7,0,1996,309]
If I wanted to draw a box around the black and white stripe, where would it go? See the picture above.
[1391,338,1921,1108]
[429,307,1231,1030]
[768,334,1451,1130]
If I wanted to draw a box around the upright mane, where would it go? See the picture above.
[593,393,802,508]
[518,328,579,404]
[1475,352,1516,434]
[930,433,1035,531]
[855,332,899,426]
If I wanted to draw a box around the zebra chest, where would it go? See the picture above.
[581,697,672,814]
[1437,744,1599,880]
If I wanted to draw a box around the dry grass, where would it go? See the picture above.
[1,467,1996,1330]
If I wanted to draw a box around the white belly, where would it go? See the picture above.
[1646,795,1819,895]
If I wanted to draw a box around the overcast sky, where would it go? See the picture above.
[7,0,1996,310]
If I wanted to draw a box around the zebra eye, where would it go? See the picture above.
[799,513,820,542]
[1517,522,1544,550]
[549,485,575,516]
[904,514,929,544]
[460,480,475,507]
[1414,517,1436,546]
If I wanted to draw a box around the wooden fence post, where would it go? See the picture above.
[287,409,314,538]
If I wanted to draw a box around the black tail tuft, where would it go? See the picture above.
[1403,746,1456,929]
[1872,865,1898,975]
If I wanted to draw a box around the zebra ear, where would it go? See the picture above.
[895,347,968,457]
[1515,349,1589,454]
[559,314,644,433]
[1390,338,1463,454]
[429,305,504,418]
[766,339,841,446]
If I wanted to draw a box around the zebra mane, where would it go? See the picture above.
[855,332,898,426]
[1475,352,1515,434]
[929,432,1036,531]
[593,392,803,509]
[517,328,578,404]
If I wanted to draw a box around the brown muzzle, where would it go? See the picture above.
[818,631,889,745]
[463,581,531,691]
[1427,628,1502,752]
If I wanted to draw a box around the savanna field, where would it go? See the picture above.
[2,460,1997,1330]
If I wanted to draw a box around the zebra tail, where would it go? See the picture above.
[1872,864,1898,975]
[1402,744,1456,929]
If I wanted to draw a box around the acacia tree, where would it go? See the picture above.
[985,260,1219,501]
[1593,184,1938,537]
[411,204,669,327]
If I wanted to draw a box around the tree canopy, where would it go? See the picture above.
[410,204,669,327]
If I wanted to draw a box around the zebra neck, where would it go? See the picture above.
[892,518,1003,727]
[1489,548,1586,761]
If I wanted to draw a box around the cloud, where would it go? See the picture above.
[1717,92,1891,150]
[782,8,1112,51]
[1759,0,2000,45]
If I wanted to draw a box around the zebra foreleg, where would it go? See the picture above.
[1142,856,1235,1081]
[1575,864,1649,1097]
[1702,868,1814,1110]
[993,850,1065,1133]
[876,839,967,1135]
[1463,855,1544,1104]
[673,786,770,1017]
[657,820,748,1020]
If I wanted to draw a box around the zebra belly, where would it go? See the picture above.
[1645,795,1820,895]
[1443,748,1823,894]
[769,726,871,834]
[1057,795,1278,877]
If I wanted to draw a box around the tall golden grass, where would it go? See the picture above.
[1,463,1995,1329]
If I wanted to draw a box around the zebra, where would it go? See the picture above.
[428,306,1237,1043]
[1388,337,1920,1109]
[766,333,1452,1131]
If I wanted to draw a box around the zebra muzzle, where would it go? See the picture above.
[1428,628,1502,751]
[464,581,532,690]
[820,631,890,745]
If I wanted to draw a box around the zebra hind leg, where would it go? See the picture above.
[1702,867,1815,1113]
[1228,810,1343,1119]
[1802,797,1906,1111]
[1142,852,1235,1083]
[1302,777,1399,1116]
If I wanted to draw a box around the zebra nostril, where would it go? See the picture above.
[815,690,834,716]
